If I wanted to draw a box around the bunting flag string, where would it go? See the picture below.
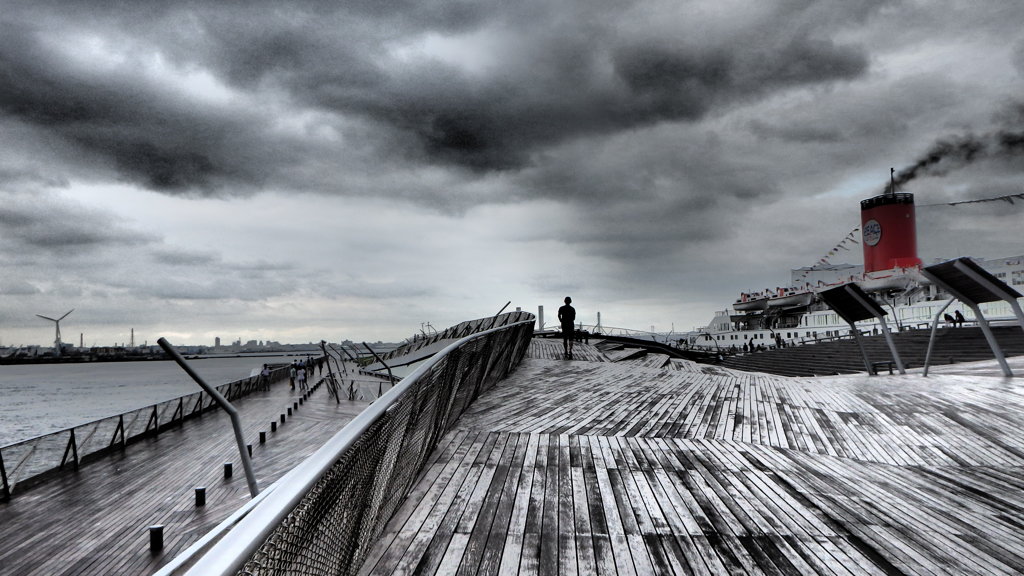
[794,226,861,283]
[919,192,1024,207]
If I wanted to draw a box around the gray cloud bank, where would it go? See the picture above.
[3,1,1024,344]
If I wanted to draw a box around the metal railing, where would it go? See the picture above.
[157,313,535,576]
[379,310,534,362]
[0,363,296,501]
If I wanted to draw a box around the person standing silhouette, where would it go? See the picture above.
[558,296,576,358]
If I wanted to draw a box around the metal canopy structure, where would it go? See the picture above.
[921,257,1024,377]
[819,283,906,375]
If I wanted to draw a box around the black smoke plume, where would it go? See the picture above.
[889,127,1024,192]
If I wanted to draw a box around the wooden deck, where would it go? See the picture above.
[359,339,1024,575]
[0,373,368,576]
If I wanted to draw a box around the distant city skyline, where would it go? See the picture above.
[2,2,1024,347]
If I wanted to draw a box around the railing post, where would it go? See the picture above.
[174,398,184,427]
[61,429,79,470]
[147,406,159,436]
[111,415,126,449]
[0,449,10,501]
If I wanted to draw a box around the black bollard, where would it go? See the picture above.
[299,397,304,405]
[271,421,277,432]
[224,462,233,478]
[293,402,299,410]
[149,525,164,553]
[280,413,286,423]
[260,431,267,443]
[195,487,206,507]
[246,444,252,457]
[287,407,292,416]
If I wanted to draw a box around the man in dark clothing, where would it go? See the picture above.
[558,296,576,358]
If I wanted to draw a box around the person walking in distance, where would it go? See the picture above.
[558,296,576,359]
[259,364,271,391]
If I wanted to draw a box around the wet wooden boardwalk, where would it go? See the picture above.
[0,371,368,576]
[359,339,1024,575]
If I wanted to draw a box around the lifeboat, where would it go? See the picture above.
[733,293,769,311]
[856,272,915,293]
[767,290,814,308]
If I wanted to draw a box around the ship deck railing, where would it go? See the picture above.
[155,312,536,576]
[0,362,301,501]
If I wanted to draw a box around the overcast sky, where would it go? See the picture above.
[2,1,1024,347]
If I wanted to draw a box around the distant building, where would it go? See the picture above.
[215,337,221,347]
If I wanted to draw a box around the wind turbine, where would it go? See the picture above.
[36,309,74,357]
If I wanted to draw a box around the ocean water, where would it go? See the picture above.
[0,356,294,446]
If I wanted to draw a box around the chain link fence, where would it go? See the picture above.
[161,313,534,576]
[0,363,297,501]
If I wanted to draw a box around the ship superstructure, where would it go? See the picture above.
[694,186,1024,352]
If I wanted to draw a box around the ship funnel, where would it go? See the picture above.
[860,191,921,273]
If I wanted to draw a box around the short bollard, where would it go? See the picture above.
[224,462,233,478]
[271,421,277,432]
[299,397,304,405]
[149,525,164,553]
[293,402,299,410]
[246,444,253,457]
[260,431,267,443]
[195,487,206,507]
[280,413,286,423]
[287,407,292,416]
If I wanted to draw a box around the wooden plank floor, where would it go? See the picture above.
[359,339,1024,575]
[0,374,369,576]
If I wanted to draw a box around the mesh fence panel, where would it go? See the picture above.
[1,364,295,499]
[378,311,534,362]
[235,319,534,576]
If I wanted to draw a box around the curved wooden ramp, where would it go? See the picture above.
[358,340,1024,575]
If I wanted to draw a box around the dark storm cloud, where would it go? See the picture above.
[319,23,868,171]
[0,0,871,195]
[0,23,284,194]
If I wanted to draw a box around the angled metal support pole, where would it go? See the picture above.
[158,338,259,497]
[845,285,905,374]
[847,323,873,374]
[364,342,395,397]
[319,341,340,404]
[921,259,1017,377]
[923,299,955,377]
[967,302,1012,377]
[490,301,512,329]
